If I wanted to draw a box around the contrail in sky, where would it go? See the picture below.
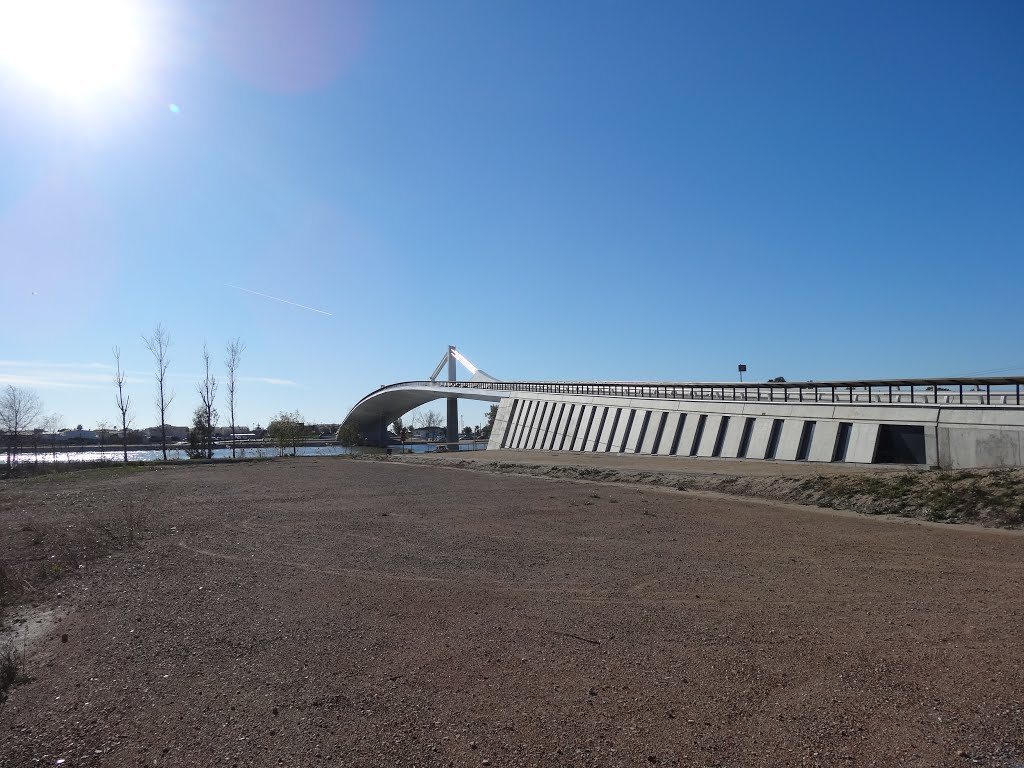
[226,284,333,316]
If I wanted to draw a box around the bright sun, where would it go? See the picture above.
[0,0,147,103]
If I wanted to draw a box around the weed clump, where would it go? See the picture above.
[0,639,28,707]
[800,469,1024,527]
[1,507,149,618]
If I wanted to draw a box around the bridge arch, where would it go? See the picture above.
[342,346,502,446]
[341,381,505,446]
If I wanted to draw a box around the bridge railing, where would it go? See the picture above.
[370,377,1024,407]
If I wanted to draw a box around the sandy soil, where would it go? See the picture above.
[421,451,1024,528]
[1,458,1023,767]
[431,449,916,477]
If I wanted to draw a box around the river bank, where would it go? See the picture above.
[2,440,489,470]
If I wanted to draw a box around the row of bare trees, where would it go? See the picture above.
[389,409,444,445]
[394,409,444,434]
[186,339,245,459]
[1,327,246,468]
[138,324,246,462]
[99,325,246,463]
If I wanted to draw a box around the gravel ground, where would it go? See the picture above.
[422,451,1024,528]
[1,457,1023,767]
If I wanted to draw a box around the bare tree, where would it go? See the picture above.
[0,385,43,469]
[43,413,63,461]
[224,337,246,458]
[198,342,219,459]
[113,346,134,463]
[143,323,174,460]
[417,409,443,440]
[96,420,112,454]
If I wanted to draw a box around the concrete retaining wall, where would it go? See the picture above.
[487,391,1024,469]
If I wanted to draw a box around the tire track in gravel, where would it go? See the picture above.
[173,538,966,610]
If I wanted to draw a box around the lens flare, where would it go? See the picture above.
[0,0,147,103]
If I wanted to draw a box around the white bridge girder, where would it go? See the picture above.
[342,382,505,446]
[343,346,502,445]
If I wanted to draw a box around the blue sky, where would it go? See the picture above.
[2,0,1022,432]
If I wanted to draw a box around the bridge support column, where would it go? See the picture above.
[447,397,459,449]
[446,346,458,449]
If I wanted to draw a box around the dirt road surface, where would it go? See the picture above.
[428,448,913,477]
[2,458,1023,767]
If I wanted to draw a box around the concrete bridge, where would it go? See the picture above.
[341,348,1024,469]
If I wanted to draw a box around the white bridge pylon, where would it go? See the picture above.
[429,345,500,384]
[430,345,499,447]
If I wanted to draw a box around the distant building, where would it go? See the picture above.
[145,425,189,441]
[409,426,446,441]
[60,429,99,442]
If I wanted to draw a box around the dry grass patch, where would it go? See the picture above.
[414,456,1024,529]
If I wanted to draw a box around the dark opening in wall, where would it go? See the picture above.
[634,411,652,453]
[548,404,565,449]
[500,399,519,448]
[796,421,816,461]
[689,414,708,456]
[568,406,581,448]
[832,422,852,462]
[651,412,669,454]
[712,416,730,457]
[524,402,542,448]
[765,419,785,459]
[511,402,527,447]
[737,417,755,458]
[603,409,621,452]
[530,403,548,449]
[517,402,536,448]
[874,424,927,464]
[669,415,687,455]
[541,403,558,449]
[563,405,579,450]
[618,410,636,453]
[591,408,609,451]
[578,407,597,450]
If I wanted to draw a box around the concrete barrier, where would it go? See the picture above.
[486,391,1024,469]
